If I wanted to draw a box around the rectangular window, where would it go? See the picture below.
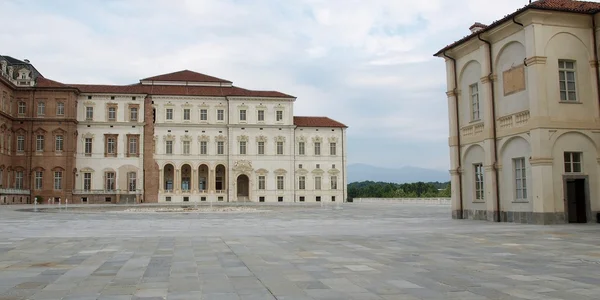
[183,108,191,121]
[330,142,336,155]
[470,83,480,121]
[18,102,25,115]
[200,109,207,121]
[258,110,264,121]
[514,158,527,200]
[54,171,62,190]
[217,109,224,121]
[108,107,116,121]
[316,164,320,169]
[559,60,577,101]
[239,141,247,155]
[258,176,265,190]
[299,176,305,190]
[107,137,116,155]
[259,196,265,202]
[183,140,190,155]
[278,196,283,202]
[15,171,23,189]
[217,141,224,155]
[277,176,284,190]
[474,163,484,201]
[55,135,64,152]
[277,141,283,155]
[314,142,321,155]
[84,138,92,156]
[298,142,305,155]
[83,173,91,191]
[316,196,321,202]
[129,136,138,155]
[299,196,305,202]
[130,107,138,121]
[332,196,336,202]
[258,141,265,155]
[564,152,582,173]
[315,176,321,190]
[166,108,173,120]
[85,106,93,120]
[128,172,136,192]
[35,171,43,190]
[37,102,45,116]
[166,140,173,154]
[17,135,24,152]
[331,176,338,190]
[57,102,65,116]
[105,172,115,190]
[36,135,44,152]
[200,141,207,155]
[276,110,283,121]
[240,109,247,121]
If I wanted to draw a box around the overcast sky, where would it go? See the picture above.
[2,0,529,171]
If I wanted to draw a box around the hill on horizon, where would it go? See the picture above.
[348,163,449,184]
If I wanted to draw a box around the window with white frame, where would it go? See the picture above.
[57,102,65,116]
[315,176,321,190]
[85,106,93,120]
[277,175,284,190]
[183,140,190,155]
[470,83,480,121]
[108,107,116,121]
[299,176,305,190]
[298,142,305,155]
[258,176,265,190]
[200,109,207,121]
[84,138,92,156]
[239,141,247,155]
[276,110,283,121]
[240,109,247,121]
[217,109,224,121]
[18,102,25,115]
[200,141,207,155]
[37,102,45,116]
[16,135,24,152]
[55,135,63,152]
[514,157,527,201]
[166,108,173,120]
[564,152,582,173]
[183,108,191,121]
[105,172,115,190]
[128,172,136,191]
[559,60,577,101]
[54,171,62,190]
[36,135,44,152]
[257,141,264,155]
[474,163,484,201]
[83,172,91,191]
[330,142,336,155]
[217,141,224,155]
[331,176,337,190]
[277,141,283,155]
[35,171,43,190]
[130,107,138,121]
[15,171,23,189]
[106,137,116,155]
[314,142,321,155]
[258,110,264,121]
[166,140,173,154]
[128,136,138,156]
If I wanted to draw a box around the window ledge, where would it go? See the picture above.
[559,101,582,104]
[469,119,483,124]
[473,200,485,204]
[512,200,529,204]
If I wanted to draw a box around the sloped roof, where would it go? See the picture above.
[141,70,232,83]
[434,0,600,56]
[70,84,147,94]
[294,116,347,128]
[36,77,72,88]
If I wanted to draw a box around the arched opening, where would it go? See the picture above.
[164,164,174,192]
[237,174,249,199]
[181,164,191,192]
[198,164,208,192]
[215,164,226,191]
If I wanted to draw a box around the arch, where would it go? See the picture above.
[498,134,530,156]
[215,164,226,191]
[236,174,249,199]
[163,163,175,192]
[180,164,192,192]
[494,41,526,70]
[198,164,209,191]
[461,143,485,164]
[545,32,591,59]
[161,161,176,169]
[458,60,482,84]
[178,161,193,169]
[551,131,598,154]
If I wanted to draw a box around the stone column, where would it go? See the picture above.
[158,169,164,192]
[446,86,463,219]
[175,169,180,194]
[530,128,558,224]
[191,169,197,193]
[209,169,215,193]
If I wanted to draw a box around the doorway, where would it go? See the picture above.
[565,178,588,223]
[237,174,249,200]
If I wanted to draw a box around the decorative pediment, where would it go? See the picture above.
[328,136,338,143]
[198,134,210,142]
[51,166,65,172]
[83,101,95,106]
[237,135,249,142]
[181,134,192,141]
[164,102,175,107]
[15,128,26,134]
[215,134,227,142]
[81,132,94,139]
[296,135,307,142]
[215,103,226,108]
[163,134,176,141]
[297,169,309,175]
[311,169,324,175]
[256,104,267,109]
[32,166,46,171]
[52,128,66,135]
[312,136,322,143]
[80,167,94,172]
[237,104,249,109]
[198,102,209,108]
[233,160,253,172]
[274,168,287,175]
[256,135,267,142]
[274,136,286,142]
[255,168,269,175]
[106,102,118,107]
[328,168,340,175]
[182,102,193,107]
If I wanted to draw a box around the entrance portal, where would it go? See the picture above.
[566,178,587,223]
[237,174,249,201]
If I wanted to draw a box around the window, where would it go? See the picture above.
[183,140,190,155]
[200,109,207,121]
[17,136,24,152]
[332,196,336,202]
[36,135,44,152]
[259,196,265,202]
[470,83,480,121]
[199,141,207,155]
[564,152,582,173]
[83,173,91,191]
[166,196,171,202]
[57,102,65,116]
[277,176,284,190]
[315,176,321,190]
[299,164,303,169]
[514,158,527,200]
[166,108,173,120]
[276,110,283,121]
[217,141,224,155]
[258,110,264,121]
[108,107,116,121]
[128,136,138,156]
[105,172,115,190]
[239,141,247,155]
[277,141,283,155]
[85,106,93,120]
[55,135,64,152]
[18,102,25,115]
[299,176,305,190]
[330,142,336,155]
[183,108,191,121]
[314,142,321,155]
[278,196,283,202]
[332,164,336,169]
[128,172,136,191]
[559,60,577,101]
[316,196,321,202]
[166,140,173,154]
[37,102,45,116]
[130,107,138,121]
[299,196,305,202]
[240,109,247,121]
[54,171,62,190]
[298,142,305,155]
[474,163,484,201]
[217,109,224,121]
[331,176,338,190]
[106,137,116,155]
[35,171,43,190]
[84,138,92,156]
[258,141,265,155]
[15,171,23,189]
[258,176,265,190]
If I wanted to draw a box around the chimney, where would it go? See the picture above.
[469,22,487,33]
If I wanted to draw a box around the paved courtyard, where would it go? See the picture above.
[0,203,599,300]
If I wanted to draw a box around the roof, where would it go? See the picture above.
[1,55,28,65]
[293,116,347,128]
[434,0,600,56]
[141,70,232,83]
[36,77,72,88]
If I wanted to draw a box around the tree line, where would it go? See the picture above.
[347,181,451,200]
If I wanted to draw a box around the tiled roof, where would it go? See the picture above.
[70,84,147,94]
[434,0,600,56]
[141,70,232,83]
[36,77,72,88]
[293,116,347,128]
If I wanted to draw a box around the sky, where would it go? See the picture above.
[1,0,530,171]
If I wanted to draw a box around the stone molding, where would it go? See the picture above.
[525,56,547,66]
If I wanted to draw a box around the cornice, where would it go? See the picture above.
[525,56,547,66]
[530,157,553,166]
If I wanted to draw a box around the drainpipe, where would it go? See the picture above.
[591,14,600,118]
[341,127,346,203]
[478,33,501,222]
[442,51,464,219]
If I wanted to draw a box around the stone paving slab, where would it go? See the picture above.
[0,203,599,299]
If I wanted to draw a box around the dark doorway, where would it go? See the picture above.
[236,175,249,198]
[566,178,587,223]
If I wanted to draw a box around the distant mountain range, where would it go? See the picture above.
[348,163,449,184]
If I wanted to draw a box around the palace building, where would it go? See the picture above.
[0,57,347,204]
[434,0,600,224]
